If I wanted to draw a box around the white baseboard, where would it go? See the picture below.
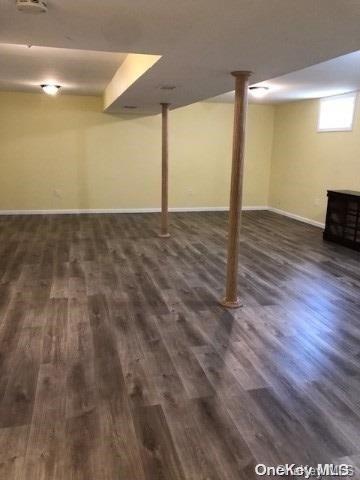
[242,206,269,211]
[268,207,325,228]
[0,205,325,229]
[170,206,268,212]
[0,205,268,215]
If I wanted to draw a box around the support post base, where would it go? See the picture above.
[219,297,243,309]
[158,233,171,238]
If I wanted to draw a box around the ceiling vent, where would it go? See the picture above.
[16,0,47,13]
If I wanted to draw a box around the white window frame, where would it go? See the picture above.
[317,92,357,133]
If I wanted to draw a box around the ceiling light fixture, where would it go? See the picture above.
[249,86,269,98]
[41,84,61,95]
[16,0,47,13]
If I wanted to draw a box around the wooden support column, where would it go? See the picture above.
[220,71,252,308]
[158,103,171,238]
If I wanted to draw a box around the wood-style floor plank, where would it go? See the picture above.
[133,404,186,480]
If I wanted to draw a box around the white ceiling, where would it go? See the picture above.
[209,50,360,104]
[0,43,126,95]
[1,0,360,112]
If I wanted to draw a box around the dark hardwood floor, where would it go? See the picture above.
[0,211,359,479]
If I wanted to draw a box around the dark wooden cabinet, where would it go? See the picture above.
[323,190,360,251]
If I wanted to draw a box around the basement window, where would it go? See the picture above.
[318,92,357,132]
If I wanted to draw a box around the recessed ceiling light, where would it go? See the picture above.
[249,86,269,98]
[41,84,61,95]
[16,0,47,13]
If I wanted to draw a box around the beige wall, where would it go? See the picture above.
[2,90,360,221]
[0,92,274,212]
[269,98,360,224]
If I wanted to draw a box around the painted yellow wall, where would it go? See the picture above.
[2,90,360,220]
[0,92,274,211]
[269,98,360,224]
